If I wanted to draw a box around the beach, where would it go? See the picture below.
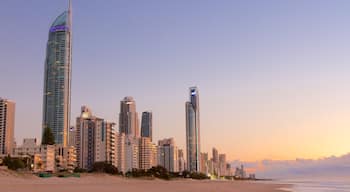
[0,170,288,192]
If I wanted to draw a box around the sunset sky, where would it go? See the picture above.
[1,0,350,161]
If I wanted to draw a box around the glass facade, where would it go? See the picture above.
[186,87,201,172]
[141,111,152,141]
[42,8,72,146]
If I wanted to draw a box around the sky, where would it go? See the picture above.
[1,0,350,161]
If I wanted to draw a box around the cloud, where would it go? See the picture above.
[230,153,350,179]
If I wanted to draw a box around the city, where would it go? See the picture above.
[0,1,246,180]
[1,1,350,192]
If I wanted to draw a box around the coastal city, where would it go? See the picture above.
[1,1,349,192]
[0,2,250,180]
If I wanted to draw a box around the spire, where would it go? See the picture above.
[68,0,72,29]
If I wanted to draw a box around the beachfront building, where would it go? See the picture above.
[75,106,115,170]
[33,145,55,173]
[186,87,201,172]
[157,138,179,172]
[42,2,72,146]
[0,98,15,155]
[68,126,76,147]
[141,111,152,141]
[219,154,227,176]
[115,133,140,173]
[55,144,76,172]
[178,149,186,172]
[13,138,76,172]
[119,97,139,138]
[200,152,209,174]
[139,137,157,170]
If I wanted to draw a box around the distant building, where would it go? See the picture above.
[141,111,152,141]
[200,152,208,174]
[212,148,219,175]
[75,106,115,170]
[42,2,72,146]
[185,87,201,172]
[116,133,140,173]
[33,145,55,173]
[105,122,116,165]
[55,144,77,172]
[157,138,178,172]
[139,137,157,170]
[13,138,39,156]
[219,154,227,176]
[226,163,233,176]
[125,136,139,172]
[178,149,186,172]
[234,165,246,179]
[0,98,15,155]
[119,97,139,137]
[68,126,76,147]
[14,138,76,172]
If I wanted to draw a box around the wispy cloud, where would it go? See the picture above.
[231,153,350,179]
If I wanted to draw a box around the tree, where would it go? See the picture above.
[42,127,55,145]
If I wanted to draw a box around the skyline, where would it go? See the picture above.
[1,0,350,161]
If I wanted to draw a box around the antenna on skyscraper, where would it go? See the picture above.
[68,0,72,29]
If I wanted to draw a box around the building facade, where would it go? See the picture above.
[0,98,15,155]
[75,106,115,170]
[140,111,152,141]
[185,87,201,172]
[119,97,139,138]
[157,138,179,172]
[139,137,157,170]
[42,2,72,146]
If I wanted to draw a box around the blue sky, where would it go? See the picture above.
[1,0,350,161]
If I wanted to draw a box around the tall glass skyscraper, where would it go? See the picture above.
[119,96,139,137]
[42,2,72,146]
[141,111,152,141]
[186,87,201,172]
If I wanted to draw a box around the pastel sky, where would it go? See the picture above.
[1,0,350,161]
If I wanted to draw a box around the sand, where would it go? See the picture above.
[0,170,289,192]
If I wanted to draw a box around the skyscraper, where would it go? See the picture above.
[186,86,201,172]
[0,98,15,155]
[119,97,139,138]
[42,1,72,146]
[141,111,152,141]
[157,138,179,172]
[75,106,115,170]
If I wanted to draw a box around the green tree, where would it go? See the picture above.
[42,127,55,145]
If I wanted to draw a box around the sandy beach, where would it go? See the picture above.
[0,169,288,192]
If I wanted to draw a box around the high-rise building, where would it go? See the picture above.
[139,137,157,170]
[42,1,72,146]
[212,148,219,164]
[219,154,227,176]
[75,106,115,170]
[119,97,139,138]
[178,149,186,172]
[115,133,140,173]
[185,87,201,172]
[105,122,116,165]
[200,152,208,174]
[157,138,179,172]
[68,126,76,147]
[141,111,152,141]
[0,98,15,155]
[212,147,219,175]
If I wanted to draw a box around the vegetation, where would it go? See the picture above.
[91,162,119,175]
[3,155,26,170]
[124,166,209,180]
[73,167,88,173]
[42,127,55,145]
